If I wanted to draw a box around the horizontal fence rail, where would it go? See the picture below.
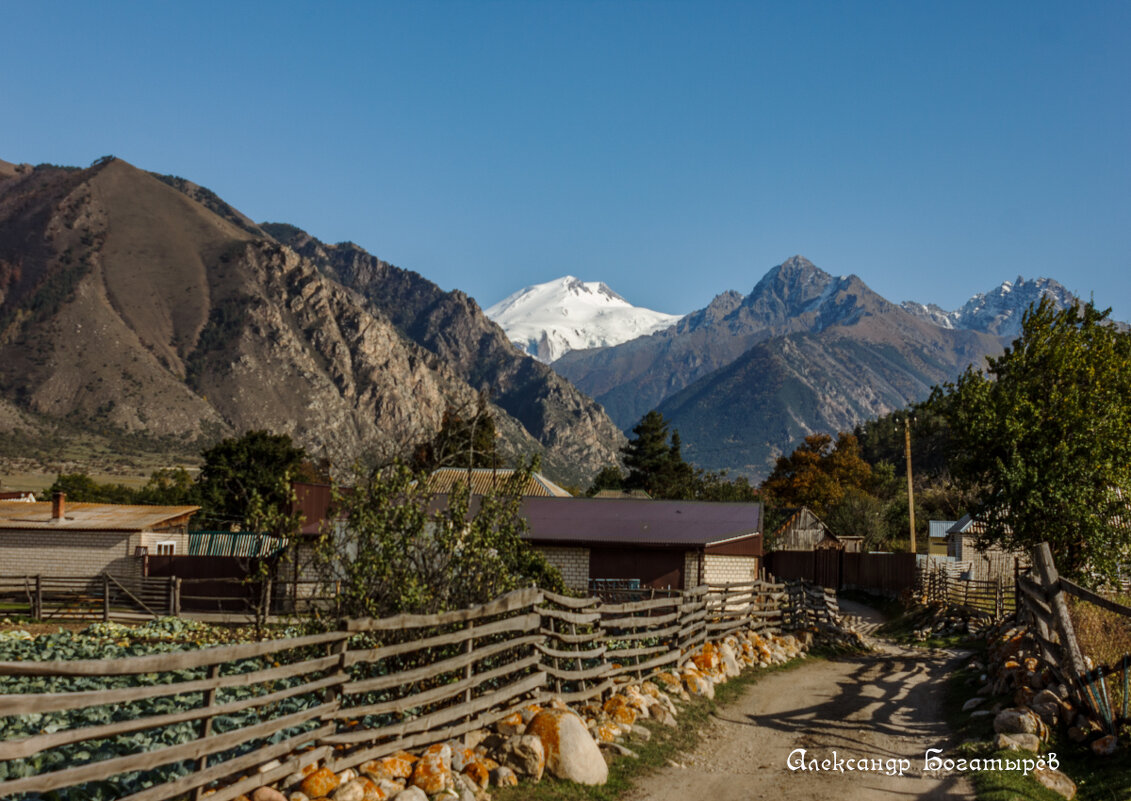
[0,579,798,801]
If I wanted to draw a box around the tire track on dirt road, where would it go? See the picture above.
[624,600,974,800]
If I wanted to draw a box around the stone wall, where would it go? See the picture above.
[535,545,589,592]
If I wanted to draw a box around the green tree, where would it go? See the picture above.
[824,487,887,550]
[585,465,625,496]
[316,458,564,619]
[46,473,138,504]
[412,396,500,471]
[195,430,307,530]
[135,467,198,506]
[943,299,1131,582]
[622,411,696,498]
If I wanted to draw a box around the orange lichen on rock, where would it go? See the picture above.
[602,695,637,726]
[461,761,490,789]
[495,711,526,736]
[595,722,620,743]
[299,767,339,799]
[375,752,417,780]
[355,776,387,801]
[409,743,453,795]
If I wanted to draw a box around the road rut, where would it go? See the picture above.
[624,600,974,800]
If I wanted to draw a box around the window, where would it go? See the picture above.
[155,541,176,556]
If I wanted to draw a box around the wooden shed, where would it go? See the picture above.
[772,507,860,551]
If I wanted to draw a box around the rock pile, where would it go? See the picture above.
[955,621,1125,799]
[218,631,810,801]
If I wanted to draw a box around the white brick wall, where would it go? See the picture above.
[703,554,758,585]
[535,545,589,592]
[0,529,145,579]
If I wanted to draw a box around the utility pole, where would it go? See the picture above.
[904,416,916,554]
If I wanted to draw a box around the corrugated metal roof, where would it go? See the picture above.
[0,502,199,531]
[929,520,957,539]
[428,468,572,498]
[188,531,288,557]
[518,497,761,547]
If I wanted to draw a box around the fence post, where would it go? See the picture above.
[192,663,223,801]
[995,577,1003,619]
[34,575,42,620]
[1033,543,1089,679]
[167,577,176,616]
[103,573,110,622]
[464,620,476,704]
[174,577,182,617]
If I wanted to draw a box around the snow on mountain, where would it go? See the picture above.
[903,277,1077,339]
[485,276,685,363]
[899,301,956,329]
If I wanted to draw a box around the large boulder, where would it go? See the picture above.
[524,708,608,785]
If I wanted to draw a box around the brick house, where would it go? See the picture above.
[518,497,763,593]
[0,494,199,580]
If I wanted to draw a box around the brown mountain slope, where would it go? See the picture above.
[0,158,618,482]
[261,224,626,478]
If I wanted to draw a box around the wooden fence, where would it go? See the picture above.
[0,579,791,801]
[1015,543,1131,736]
[0,575,340,624]
[765,550,917,594]
[781,580,839,630]
[915,566,1013,618]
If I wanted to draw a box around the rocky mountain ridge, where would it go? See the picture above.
[552,256,1056,477]
[0,157,625,484]
[900,276,1077,338]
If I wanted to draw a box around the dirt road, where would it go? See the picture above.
[625,600,974,800]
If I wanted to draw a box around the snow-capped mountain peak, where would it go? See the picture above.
[485,276,684,363]
[902,276,1076,338]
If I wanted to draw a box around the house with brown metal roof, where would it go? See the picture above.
[0,493,199,580]
[518,497,762,592]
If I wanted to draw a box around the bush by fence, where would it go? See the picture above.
[0,578,789,801]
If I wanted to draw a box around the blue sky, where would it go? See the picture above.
[2,1,1128,319]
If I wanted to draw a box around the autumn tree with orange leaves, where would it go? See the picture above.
[760,432,873,518]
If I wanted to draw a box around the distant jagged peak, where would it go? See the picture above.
[904,275,1078,338]
[485,275,684,363]
[899,301,955,329]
